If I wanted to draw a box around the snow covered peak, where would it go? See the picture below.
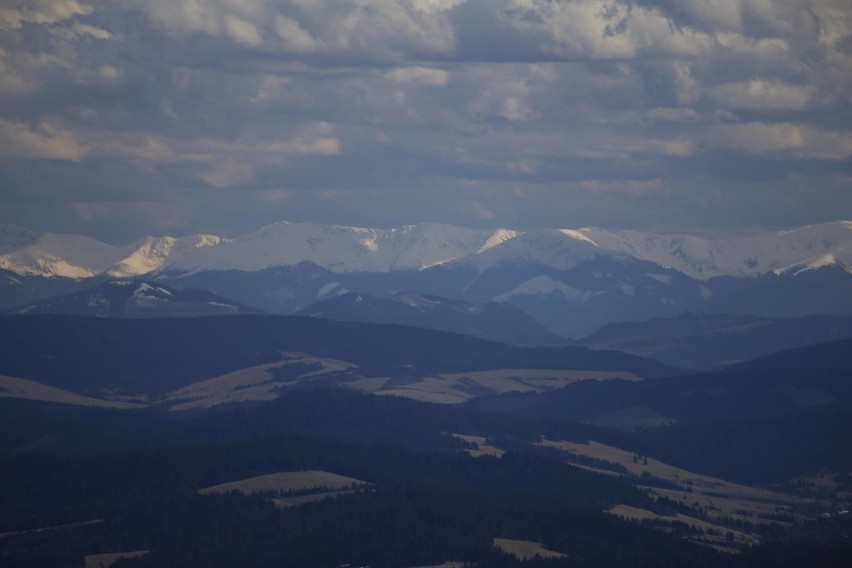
[164,221,501,274]
[1,220,850,280]
[106,234,223,277]
[469,229,612,272]
[0,233,124,278]
[577,221,852,279]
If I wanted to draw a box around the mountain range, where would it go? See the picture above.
[296,291,566,347]
[2,220,851,337]
[3,221,851,279]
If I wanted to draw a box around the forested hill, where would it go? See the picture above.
[0,314,676,396]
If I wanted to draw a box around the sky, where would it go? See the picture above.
[1,0,851,243]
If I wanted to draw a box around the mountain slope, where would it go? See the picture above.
[297,291,568,347]
[578,312,852,370]
[476,339,852,429]
[1,220,850,339]
[6,280,263,318]
[0,314,676,397]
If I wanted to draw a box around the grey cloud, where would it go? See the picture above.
[0,0,850,241]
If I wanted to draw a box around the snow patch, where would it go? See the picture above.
[477,229,520,254]
[773,251,850,276]
[493,276,585,302]
[645,273,673,284]
[206,301,238,310]
[390,292,441,309]
[317,282,341,298]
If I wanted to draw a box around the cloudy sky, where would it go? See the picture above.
[1,0,851,242]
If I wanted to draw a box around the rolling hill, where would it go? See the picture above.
[578,312,852,369]
[297,291,568,346]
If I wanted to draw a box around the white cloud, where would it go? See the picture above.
[702,122,852,159]
[643,107,701,123]
[0,0,850,236]
[142,0,457,57]
[387,67,450,86]
[274,15,320,53]
[222,15,262,46]
[0,119,86,161]
[710,79,815,111]
[200,157,255,188]
[0,0,92,30]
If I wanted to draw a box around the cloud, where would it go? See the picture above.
[387,67,450,86]
[0,0,850,240]
[0,119,86,161]
[0,0,92,30]
[702,122,852,159]
[710,79,815,110]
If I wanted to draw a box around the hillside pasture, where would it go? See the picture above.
[492,538,567,560]
[198,470,368,497]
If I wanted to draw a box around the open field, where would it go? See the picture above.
[607,504,755,550]
[493,538,567,560]
[0,375,143,409]
[452,434,506,458]
[84,550,148,568]
[165,353,355,410]
[349,368,639,404]
[0,355,642,409]
[199,470,368,496]
[541,438,820,545]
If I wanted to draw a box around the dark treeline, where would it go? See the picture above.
[632,407,852,485]
[0,430,645,533]
[2,480,729,568]
[0,388,634,457]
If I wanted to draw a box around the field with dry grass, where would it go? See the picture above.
[349,368,639,404]
[452,434,506,458]
[0,375,143,409]
[166,353,355,410]
[492,538,567,560]
[539,438,828,549]
[198,470,367,496]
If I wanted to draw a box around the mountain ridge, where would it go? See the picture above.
[5,279,263,318]
[297,291,568,347]
[2,220,850,280]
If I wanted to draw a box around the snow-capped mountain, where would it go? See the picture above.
[1,220,849,280]
[579,221,852,279]
[2,220,851,338]
[163,222,507,274]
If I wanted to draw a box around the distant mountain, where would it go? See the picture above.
[475,338,852,430]
[733,338,852,372]
[578,312,852,370]
[297,291,568,347]
[1,220,850,280]
[1,220,851,337]
[5,280,262,318]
